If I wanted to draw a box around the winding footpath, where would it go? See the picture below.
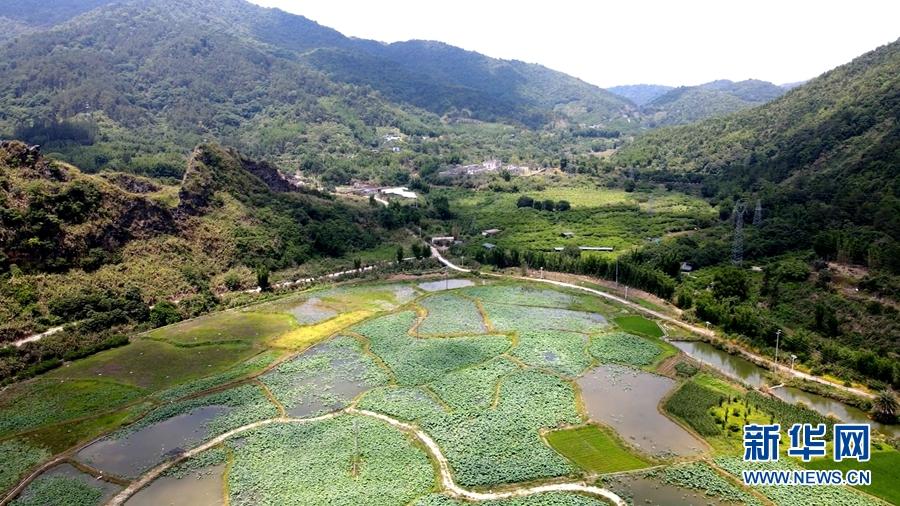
[105,408,625,506]
[430,246,875,400]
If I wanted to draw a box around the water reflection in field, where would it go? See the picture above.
[126,465,225,506]
[578,364,704,457]
[77,406,230,477]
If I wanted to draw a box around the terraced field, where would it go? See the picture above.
[0,278,888,505]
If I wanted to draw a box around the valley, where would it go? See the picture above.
[0,0,898,504]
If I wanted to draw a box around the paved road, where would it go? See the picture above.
[430,246,875,400]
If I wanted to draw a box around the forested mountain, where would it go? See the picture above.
[617,39,900,266]
[0,0,635,175]
[641,79,786,126]
[607,84,673,106]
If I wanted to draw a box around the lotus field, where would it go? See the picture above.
[0,278,886,505]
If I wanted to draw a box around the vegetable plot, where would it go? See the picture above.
[588,332,662,367]
[356,311,510,385]
[226,415,435,506]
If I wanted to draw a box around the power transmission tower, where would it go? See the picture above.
[732,203,745,265]
[753,199,763,226]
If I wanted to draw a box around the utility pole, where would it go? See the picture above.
[774,329,782,367]
[753,199,763,226]
[615,258,619,287]
[732,203,745,265]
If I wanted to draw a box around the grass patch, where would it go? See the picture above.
[545,424,650,474]
[802,447,900,505]
[269,310,374,350]
[613,315,663,338]
[148,310,296,346]
[22,402,151,454]
[0,379,144,437]
[46,339,258,390]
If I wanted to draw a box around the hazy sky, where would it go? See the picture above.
[248,0,899,88]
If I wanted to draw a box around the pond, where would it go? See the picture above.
[772,386,900,437]
[672,340,900,437]
[125,464,225,506]
[288,297,337,325]
[578,364,705,457]
[76,405,231,477]
[281,352,375,418]
[671,340,767,387]
[608,474,736,506]
[417,279,474,292]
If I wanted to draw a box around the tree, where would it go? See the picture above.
[872,389,898,423]
[431,196,452,219]
[149,301,181,328]
[542,199,555,211]
[223,272,242,291]
[396,246,405,263]
[562,244,581,259]
[516,195,534,208]
[624,180,636,192]
[556,200,571,211]
[712,266,750,301]
[256,266,270,292]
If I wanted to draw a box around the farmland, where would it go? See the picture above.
[545,425,650,474]
[441,185,715,254]
[0,278,888,505]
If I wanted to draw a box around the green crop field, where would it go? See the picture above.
[802,447,900,505]
[45,338,259,390]
[147,310,297,346]
[444,186,715,253]
[545,425,650,474]
[612,315,663,338]
[1,278,852,505]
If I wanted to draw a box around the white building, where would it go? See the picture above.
[381,187,418,199]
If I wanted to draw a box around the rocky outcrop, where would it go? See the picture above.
[241,158,297,193]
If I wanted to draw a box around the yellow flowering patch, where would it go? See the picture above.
[269,310,374,350]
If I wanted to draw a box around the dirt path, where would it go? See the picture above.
[11,325,64,347]
[104,408,625,506]
[430,247,875,400]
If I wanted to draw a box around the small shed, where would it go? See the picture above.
[482,243,497,250]
[431,236,455,247]
[561,231,575,238]
[680,262,694,272]
[481,228,501,237]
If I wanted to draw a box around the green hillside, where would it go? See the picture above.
[642,79,786,126]
[608,39,900,387]
[607,84,673,106]
[0,0,635,176]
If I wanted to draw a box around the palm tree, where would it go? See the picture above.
[872,389,898,424]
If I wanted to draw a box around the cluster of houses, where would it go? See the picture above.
[338,182,418,202]
[438,159,534,178]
